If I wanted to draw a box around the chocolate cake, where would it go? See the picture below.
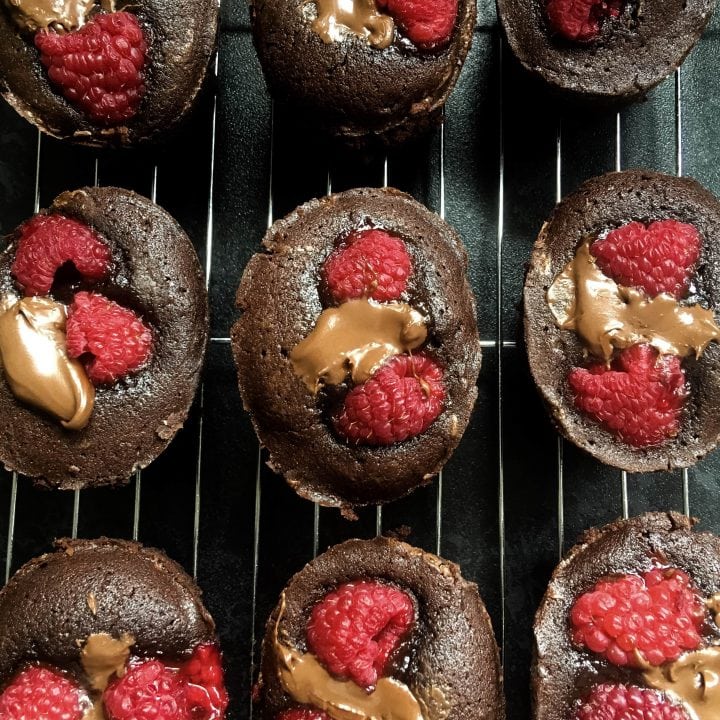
[0,538,228,719]
[258,536,504,720]
[533,512,720,720]
[0,186,209,489]
[249,0,475,145]
[231,187,481,510]
[524,170,720,472]
[497,0,715,104]
[0,0,218,146]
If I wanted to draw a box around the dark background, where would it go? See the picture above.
[1,1,720,718]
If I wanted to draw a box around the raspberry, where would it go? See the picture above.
[570,567,704,667]
[324,229,412,304]
[12,214,111,296]
[278,711,332,720]
[334,354,446,446]
[569,344,688,448]
[104,661,188,720]
[592,220,701,299]
[575,684,690,720]
[545,0,623,42]
[66,291,153,385]
[35,12,147,125]
[179,644,228,720]
[307,581,415,689]
[0,666,86,720]
[377,0,458,49]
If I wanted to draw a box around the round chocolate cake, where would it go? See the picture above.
[0,0,218,146]
[498,0,715,104]
[0,538,228,719]
[534,512,720,720]
[232,187,481,510]
[0,186,209,489]
[259,536,504,720]
[249,0,475,145]
[524,170,720,472]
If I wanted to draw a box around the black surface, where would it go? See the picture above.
[1,3,719,720]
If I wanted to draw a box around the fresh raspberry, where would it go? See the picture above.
[545,0,623,42]
[307,580,415,689]
[104,661,188,720]
[278,710,332,720]
[35,12,147,125]
[0,666,86,720]
[575,684,690,720]
[179,644,228,720]
[66,291,153,385]
[570,567,704,667]
[592,220,701,299]
[12,214,111,296]
[377,0,458,49]
[569,344,688,448]
[334,354,446,446]
[324,229,412,304]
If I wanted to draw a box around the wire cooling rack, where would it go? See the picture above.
[1,2,720,718]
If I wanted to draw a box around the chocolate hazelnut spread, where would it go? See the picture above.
[3,0,94,32]
[643,647,720,720]
[305,0,394,49]
[290,299,427,393]
[707,594,720,627]
[273,598,428,720]
[80,632,134,692]
[0,295,94,430]
[547,240,720,361]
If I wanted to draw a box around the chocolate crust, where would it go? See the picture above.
[524,170,720,472]
[533,512,720,720]
[0,186,209,489]
[0,0,218,146]
[231,187,481,510]
[0,538,216,686]
[260,537,504,720]
[497,0,715,104]
[248,0,475,145]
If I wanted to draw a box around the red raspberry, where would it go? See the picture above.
[575,684,690,720]
[545,0,623,41]
[324,229,412,304]
[278,711,332,720]
[0,666,86,720]
[569,344,688,448]
[376,0,458,49]
[66,291,153,385]
[12,214,111,296]
[104,661,188,720]
[307,580,415,689]
[592,220,701,299]
[35,12,147,125]
[179,644,228,720]
[334,354,446,446]
[570,567,704,667]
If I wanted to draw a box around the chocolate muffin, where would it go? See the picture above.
[0,186,209,489]
[258,536,504,720]
[0,538,228,719]
[533,512,720,720]
[0,0,218,146]
[524,170,720,472]
[249,0,475,145]
[497,0,715,104]
[232,187,481,510]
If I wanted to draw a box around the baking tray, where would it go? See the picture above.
[2,2,720,718]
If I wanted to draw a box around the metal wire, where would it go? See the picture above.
[556,121,565,558]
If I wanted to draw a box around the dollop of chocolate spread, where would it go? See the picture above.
[547,240,720,361]
[81,633,135,692]
[0,295,94,430]
[273,596,432,720]
[305,0,395,49]
[290,299,427,394]
[642,647,720,720]
[3,0,94,32]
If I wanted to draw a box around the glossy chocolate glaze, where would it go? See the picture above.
[0,186,209,489]
[524,170,720,472]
